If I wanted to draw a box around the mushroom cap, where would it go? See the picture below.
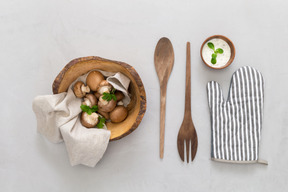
[98,110,110,120]
[110,106,128,123]
[82,94,97,107]
[98,96,117,112]
[94,92,101,99]
[86,71,105,91]
[115,91,125,101]
[73,81,85,98]
[80,112,99,128]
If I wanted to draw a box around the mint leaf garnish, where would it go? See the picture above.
[216,48,223,54]
[207,42,224,64]
[208,42,215,50]
[211,57,217,64]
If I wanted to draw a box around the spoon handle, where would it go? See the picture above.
[184,42,191,116]
[160,83,167,159]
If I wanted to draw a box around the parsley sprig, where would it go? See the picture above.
[96,116,106,128]
[80,105,98,115]
[207,42,224,64]
[102,88,117,101]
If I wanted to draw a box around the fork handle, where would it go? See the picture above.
[184,42,191,116]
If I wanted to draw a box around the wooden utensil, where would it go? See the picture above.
[177,42,198,162]
[154,37,174,159]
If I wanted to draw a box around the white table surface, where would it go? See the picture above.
[1,0,288,191]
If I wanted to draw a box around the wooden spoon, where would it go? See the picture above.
[154,37,174,159]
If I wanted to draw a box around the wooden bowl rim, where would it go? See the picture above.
[52,56,147,141]
[200,35,236,70]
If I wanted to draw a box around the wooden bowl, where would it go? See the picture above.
[200,35,235,69]
[52,56,146,141]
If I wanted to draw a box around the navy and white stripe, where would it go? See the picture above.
[207,66,264,162]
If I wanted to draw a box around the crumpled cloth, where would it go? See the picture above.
[32,71,130,167]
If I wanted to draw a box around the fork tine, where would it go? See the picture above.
[186,139,190,163]
[191,136,198,161]
[177,136,184,161]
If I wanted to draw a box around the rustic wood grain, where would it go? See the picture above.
[154,37,174,159]
[177,42,198,162]
[52,56,146,141]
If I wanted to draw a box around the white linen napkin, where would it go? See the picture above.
[32,71,130,167]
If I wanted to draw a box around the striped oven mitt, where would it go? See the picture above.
[207,66,267,164]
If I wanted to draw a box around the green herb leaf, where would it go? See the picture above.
[96,116,106,128]
[207,42,215,50]
[211,57,217,64]
[216,48,224,54]
[102,92,112,101]
[112,94,117,101]
[91,105,98,111]
[102,92,109,101]
[212,53,217,59]
[102,91,117,101]
[80,104,98,115]
[80,105,90,114]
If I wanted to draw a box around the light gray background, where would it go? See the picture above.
[1,0,287,191]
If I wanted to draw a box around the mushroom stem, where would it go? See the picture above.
[82,94,97,107]
[73,81,90,98]
[97,80,112,95]
[81,85,90,94]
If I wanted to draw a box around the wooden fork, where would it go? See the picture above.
[177,42,198,162]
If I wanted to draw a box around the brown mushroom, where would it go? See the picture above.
[115,91,124,101]
[98,95,116,112]
[86,71,105,91]
[97,80,112,95]
[80,112,99,128]
[94,92,101,99]
[98,110,110,120]
[110,106,128,123]
[73,81,90,98]
[82,94,97,107]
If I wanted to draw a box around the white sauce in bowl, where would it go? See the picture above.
[202,38,231,68]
